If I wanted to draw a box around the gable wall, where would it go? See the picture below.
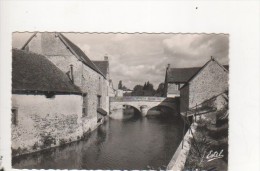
[167,83,180,97]
[188,61,228,108]
[11,94,83,156]
[24,33,108,133]
[180,84,189,113]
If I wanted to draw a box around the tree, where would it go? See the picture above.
[131,85,144,96]
[143,82,147,90]
[118,80,123,89]
[155,83,165,97]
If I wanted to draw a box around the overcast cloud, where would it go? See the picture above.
[13,33,229,89]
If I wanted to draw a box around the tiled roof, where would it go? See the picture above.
[12,49,81,94]
[167,65,228,83]
[167,67,201,83]
[21,32,106,78]
[92,61,109,77]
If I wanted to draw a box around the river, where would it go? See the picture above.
[12,107,185,170]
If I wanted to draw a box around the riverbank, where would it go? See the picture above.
[167,122,197,171]
[13,114,184,169]
[12,117,104,158]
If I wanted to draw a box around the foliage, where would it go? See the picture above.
[154,83,164,97]
[131,85,145,96]
[131,81,159,96]
[12,147,28,156]
[32,142,39,150]
[118,80,123,89]
[118,80,129,90]
[39,132,56,149]
[185,101,229,170]
[59,139,66,146]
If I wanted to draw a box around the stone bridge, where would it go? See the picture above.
[110,96,178,117]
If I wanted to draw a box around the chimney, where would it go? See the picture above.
[167,64,170,70]
[104,55,108,61]
[70,64,74,83]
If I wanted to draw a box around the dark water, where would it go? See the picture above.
[13,109,185,170]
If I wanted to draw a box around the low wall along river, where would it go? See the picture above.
[12,107,186,170]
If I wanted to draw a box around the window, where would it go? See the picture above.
[99,77,101,92]
[82,94,88,117]
[175,84,179,90]
[45,92,55,98]
[82,108,87,116]
[97,95,101,108]
[12,108,18,125]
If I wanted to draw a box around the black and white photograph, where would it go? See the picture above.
[0,1,260,171]
[11,33,229,170]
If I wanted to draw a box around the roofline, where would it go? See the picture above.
[179,57,228,90]
[91,60,107,79]
[13,49,83,94]
[21,32,38,50]
[12,89,83,95]
[167,81,188,84]
[57,33,84,62]
[20,32,106,79]
[57,33,107,79]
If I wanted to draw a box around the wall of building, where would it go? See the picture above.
[11,94,83,156]
[25,33,109,132]
[81,64,108,130]
[115,89,123,97]
[188,61,228,109]
[180,84,189,113]
[167,83,180,97]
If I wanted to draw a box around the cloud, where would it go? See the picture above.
[162,34,229,67]
[12,33,229,89]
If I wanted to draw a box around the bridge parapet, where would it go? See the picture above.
[110,96,166,102]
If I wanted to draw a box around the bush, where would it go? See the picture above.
[59,139,66,146]
[40,133,56,149]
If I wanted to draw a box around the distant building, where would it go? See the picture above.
[115,89,124,97]
[123,89,133,94]
[164,61,228,98]
[12,49,84,156]
[180,57,229,113]
[21,32,108,133]
[92,56,116,98]
[108,79,116,97]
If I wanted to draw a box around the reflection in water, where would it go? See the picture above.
[13,108,186,170]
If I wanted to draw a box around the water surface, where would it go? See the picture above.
[13,109,185,170]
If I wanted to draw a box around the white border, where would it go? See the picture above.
[1,1,260,171]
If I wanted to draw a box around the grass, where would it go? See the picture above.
[184,106,228,170]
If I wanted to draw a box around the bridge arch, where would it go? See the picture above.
[122,104,142,115]
[146,105,178,117]
[110,96,178,118]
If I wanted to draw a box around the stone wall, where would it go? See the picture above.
[25,33,109,131]
[110,99,177,117]
[189,61,228,108]
[180,60,228,112]
[11,94,84,156]
[180,84,189,113]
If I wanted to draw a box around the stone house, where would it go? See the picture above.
[12,49,84,156]
[21,32,109,132]
[180,57,229,113]
[164,61,228,98]
[164,64,201,97]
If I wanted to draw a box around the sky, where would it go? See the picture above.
[12,33,229,89]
